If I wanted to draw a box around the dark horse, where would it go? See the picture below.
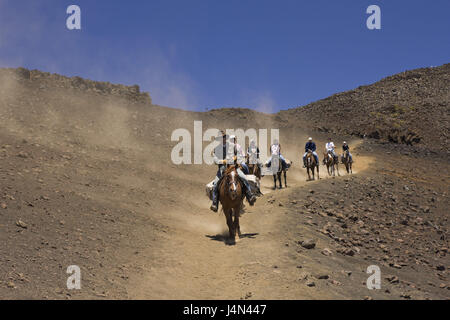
[342,150,353,174]
[269,155,292,189]
[246,150,262,180]
[218,165,244,242]
[305,150,319,180]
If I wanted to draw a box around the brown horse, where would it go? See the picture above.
[246,152,262,180]
[305,150,319,180]
[218,165,244,242]
[323,150,340,176]
[247,162,262,180]
[342,150,353,174]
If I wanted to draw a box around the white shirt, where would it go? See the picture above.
[213,142,236,165]
[271,144,281,155]
[234,143,245,163]
[325,142,335,151]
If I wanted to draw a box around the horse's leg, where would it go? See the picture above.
[284,170,287,187]
[234,208,241,239]
[225,208,234,239]
[272,175,276,190]
[317,164,320,179]
[278,172,282,189]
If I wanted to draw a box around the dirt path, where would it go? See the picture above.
[127,142,374,299]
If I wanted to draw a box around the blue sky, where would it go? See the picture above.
[0,0,448,111]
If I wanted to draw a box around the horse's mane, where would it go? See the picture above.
[224,165,237,175]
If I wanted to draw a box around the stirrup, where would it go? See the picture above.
[246,192,256,206]
[210,203,218,212]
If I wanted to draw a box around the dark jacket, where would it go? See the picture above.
[305,141,316,152]
[342,144,350,152]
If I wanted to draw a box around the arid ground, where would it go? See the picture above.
[0,65,448,299]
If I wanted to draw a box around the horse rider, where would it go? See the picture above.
[210,131,257,212]
[325,137,338,163]
[229,135,249,174]
[247,139,262,170]
[302,137,319,168]
[265,139,287,170]
[341,141,353,163]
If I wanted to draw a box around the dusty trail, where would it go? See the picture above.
[128,142,374,299]
[1,68,448,300]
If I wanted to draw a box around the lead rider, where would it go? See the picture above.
[210,131,256,212]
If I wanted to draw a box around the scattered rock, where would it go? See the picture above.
[16,220,28,229]
[298,272,310,280]
[386,275,399,284]
[337,248,355,256]
[400,293,411,299]
[329,279,341,286]
[17,151,29,158]
[306,280,315,287]
[300,239,316,249]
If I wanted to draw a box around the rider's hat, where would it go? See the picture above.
[308,137,312,141]
[216,130,229,141]
[343,141,347,144]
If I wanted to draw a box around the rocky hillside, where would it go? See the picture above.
[0,68,151,105]
[277,64,450,155]
[4,63,448,155]
[0,65,448,300]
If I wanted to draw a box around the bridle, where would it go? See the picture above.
[306,150,313,166]
[225,166,239,200]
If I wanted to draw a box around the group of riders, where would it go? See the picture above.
[302,137,352,167]
[209,131,353,212]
